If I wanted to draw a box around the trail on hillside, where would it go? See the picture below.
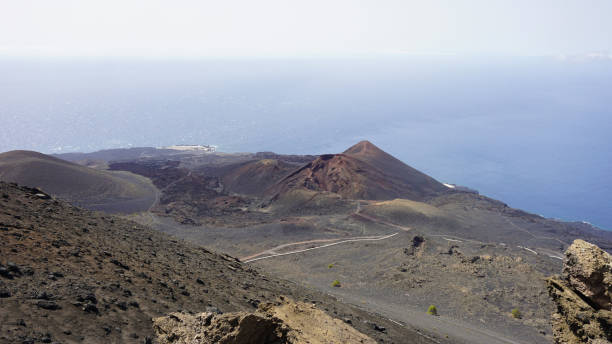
[242,233,399,263]
[241,200,409,263]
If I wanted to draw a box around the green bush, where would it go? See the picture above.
[511,308,521,319]
[328,264,334,269]
[427,305,438,316]
[331,280,341,287]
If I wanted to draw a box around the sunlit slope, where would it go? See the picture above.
[0,150,157,213]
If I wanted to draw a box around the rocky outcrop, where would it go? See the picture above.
[563,240,612,310]
[547,239,612,343]
[153,311,289,344]
[153,297,376,344]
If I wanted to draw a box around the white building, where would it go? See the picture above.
[164,145,216,152]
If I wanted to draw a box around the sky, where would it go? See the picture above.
[1,0,611,58]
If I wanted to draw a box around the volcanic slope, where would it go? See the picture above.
[53,147,176,164]
[0,150,157,213]
[205,159,300,196]
[0,182,440,344]
[343,140,447,197]
[267,141,448,203]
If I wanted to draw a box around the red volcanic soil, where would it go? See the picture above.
[268,141,448,201]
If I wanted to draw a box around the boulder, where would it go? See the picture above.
[547,239,612,343]
[153,311,289,344]
[563,239,612,310]
[153,297,375,344]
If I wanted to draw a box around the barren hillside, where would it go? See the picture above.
[0,181,437,344]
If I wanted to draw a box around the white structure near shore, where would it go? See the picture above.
[443,183,478,194]
[163,145,216,152]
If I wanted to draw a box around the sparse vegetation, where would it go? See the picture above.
[427,305,438,316]
[511,308,522,319]
[331,280,341,287]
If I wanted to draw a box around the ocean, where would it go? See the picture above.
[1,56,610,229]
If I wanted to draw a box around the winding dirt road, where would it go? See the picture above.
[241,233,399,263]
[241,200,409,263]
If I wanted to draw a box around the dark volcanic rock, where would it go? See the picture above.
[34,291,53,300]
[36,300,61,310]
[83,303,99,314]
[110,259,130,270]
[0,266,11,279]
[76,293,97,304]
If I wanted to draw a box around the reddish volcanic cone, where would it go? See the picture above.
[268,141,447,201]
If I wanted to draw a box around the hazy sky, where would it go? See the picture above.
[1,0,611,58]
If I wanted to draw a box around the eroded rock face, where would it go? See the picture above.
[547,239,612,343]
[153,311,289,344]
[563,239,612,310]
[153,297,376,344]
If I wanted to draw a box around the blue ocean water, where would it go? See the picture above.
[0,57,610,229]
